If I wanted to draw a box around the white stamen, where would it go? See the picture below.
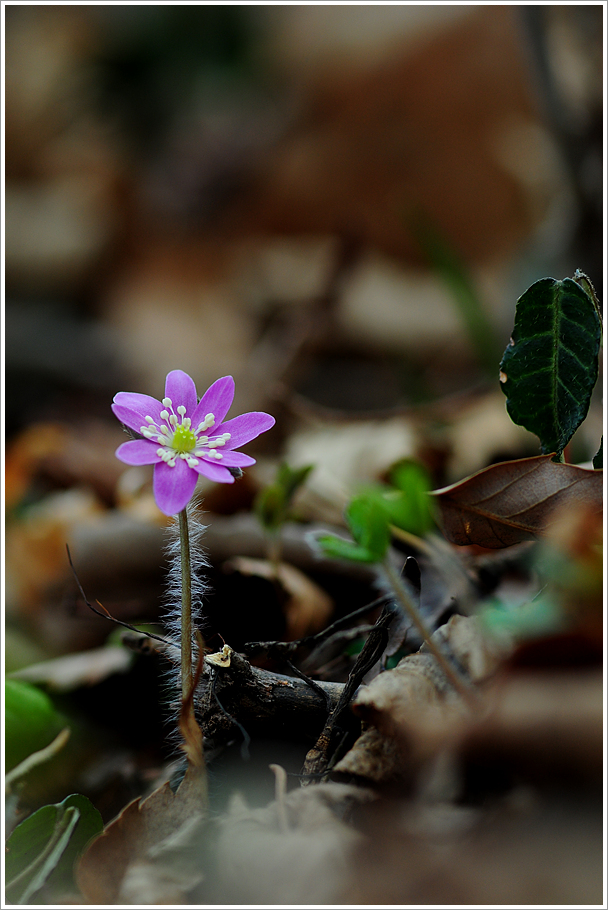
[183,418,191,429]
[160,425,170,434]
[160,410,170,420]
[194,413,215,433]
[177,405,186,417]
[145,416,155,424]
[169,415,178,427]
[162,398,172,408]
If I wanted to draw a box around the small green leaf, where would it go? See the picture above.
[346,495,391,561]
[277,462,314,500]
[5,794,103,904]
[316,534,378,564]
[254,485,287,533]
[479,595,565,643]
[5,679,66,772]
[254,462,314,532]
[386,459,434,534]
[499,276,601,456]
[593,437,602,470]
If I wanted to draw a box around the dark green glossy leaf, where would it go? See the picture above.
[499,276,601,456]
[5,679,65,772]
[5,794,103,904]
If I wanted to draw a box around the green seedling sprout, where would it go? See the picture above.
[255,462,314,574]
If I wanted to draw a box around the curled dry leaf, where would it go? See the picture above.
[432,454,603,548]
[333,725,403,785]
[284,417,418,524]
[223,556,333,639]
[346,616,505,780]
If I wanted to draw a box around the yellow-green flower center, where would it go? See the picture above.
[171,425,197,453]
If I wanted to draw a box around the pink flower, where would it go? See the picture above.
[112,370,275,515]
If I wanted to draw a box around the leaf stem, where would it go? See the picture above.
[382,557,479,711]
[5,728,70,792]
[267,532,282,580]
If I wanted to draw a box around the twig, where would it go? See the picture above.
[66,545,171,646]
[242,591,394,661]
[301,606,396,782]
[383,557,479,711]
[210,668,251,760]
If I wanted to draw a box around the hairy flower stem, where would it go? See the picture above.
[382,557,479,711]
[179,509,194,702]
[177,508,208,804]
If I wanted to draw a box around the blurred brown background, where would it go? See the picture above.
[5,4,603,651]
[5,4,603,435]
[4,10,604,874]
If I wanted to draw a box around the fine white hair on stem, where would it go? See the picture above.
[161,494,210,743]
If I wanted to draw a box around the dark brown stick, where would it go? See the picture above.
[194,650,344,749]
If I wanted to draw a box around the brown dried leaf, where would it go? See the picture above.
[177,645,206,771]
[343,783,602,905]
[223,556,333,639]
[351,616,505,776]
[75,762,207,905]
[209,783,376,905]
[9,646,133,692]
[432,455,603,548]
[332,725,403,785]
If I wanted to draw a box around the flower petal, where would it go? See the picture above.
[115,440,162,465]
[164,370,198,415]
[218,451,256,468]
[215,412,275,450]
[191,376,235,429]
[153,460,199,515]
[193,460,235,484]
[112,392,163,431]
